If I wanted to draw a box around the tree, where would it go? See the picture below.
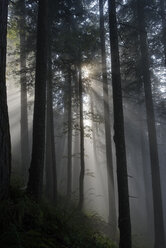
[160,0,166,65]
[27,0,48,200]
[78,62,85,210]
[67,66,72,200]
[136,1,166,247]
[45,46,57,202]
[99,0,117,239]
[0,0,11,200]
[19,0,30,182]
[108,0,132,247]
[45,0,57,202]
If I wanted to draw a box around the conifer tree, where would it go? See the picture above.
[27,0,48,200]
[137,1,166,247]
[108,0,131,247]
[0,0,11,200]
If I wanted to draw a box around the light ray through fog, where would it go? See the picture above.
[7,82,21,168]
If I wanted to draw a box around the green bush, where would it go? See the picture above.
[0,186,117,248]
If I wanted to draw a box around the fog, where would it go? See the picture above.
[3,0,166,247]
[7,64,166,247]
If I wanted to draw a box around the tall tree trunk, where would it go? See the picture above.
[45,58,57,202]
[27,0,48,201]
[67,67,72,200]
[45,49,57,202]
[0,0,11,200]
[72,67,80,195]
[108,0,132,247]
[45,103,52,199]
[160,0,166,66]
[99,0,117,239]
[45,7,57,202]
[78,64,85,210]
[19,0,30,183]
[137,1,166,247]
[139,113,153,243]
[65,0,73,201]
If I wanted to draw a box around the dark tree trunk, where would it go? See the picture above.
[137,1,166,247]
[27,0,48,201]
[19,0,30,182]
[67,67,72,200]
[45,104,52,200]
[0,0,11,200]
[78,64,85,210]
[71,67,80,194]
[45,7,57,202]
[45,49,57,202]
[160,0,166,66]
[108,0,132,247]
[99,0,117,239]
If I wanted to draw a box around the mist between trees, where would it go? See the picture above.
[1,0,166,247]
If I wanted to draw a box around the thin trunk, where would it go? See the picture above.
[72,68,80,195]
[65,0,73,201]
[78,64,85,210]
[45,10,57,202]
[45,54,53,199]
[90,89,98,161]
[139,115,153,243]
[99,0,117,239]
[0,0,11,200]
[45,106,52,199]
[67,67,72,200]
[160,0,166,66]
[19,0,30,182]
[27,0,48,201]
[108,0,132,247]
[48,56,57,202]
[137,1,165,247]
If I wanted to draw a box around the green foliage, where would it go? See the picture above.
[93,233,117,248]
[7,19,19,46]
[0,186,117,248]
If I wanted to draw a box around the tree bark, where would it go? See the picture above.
[78,64,85,210]
[137,1,166,247]
[108,0,132,247]
[99,0,117,240]
[67,67,72,200]
[27,0,48,201]
[45,56,57,202]
[0,0,11,200]
[45,49,57,202]
[160,0,166,66]
[45,5,57,202]
[45,104,52,199]
[19,0,30,183]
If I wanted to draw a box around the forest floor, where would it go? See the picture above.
[0,183,117,248]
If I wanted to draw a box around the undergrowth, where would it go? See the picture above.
[0,185,117,248]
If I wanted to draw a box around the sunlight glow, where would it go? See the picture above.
[154,67,166,97]
[84,117,91,127]
[83,95,92,127]
[82,65,91,79]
